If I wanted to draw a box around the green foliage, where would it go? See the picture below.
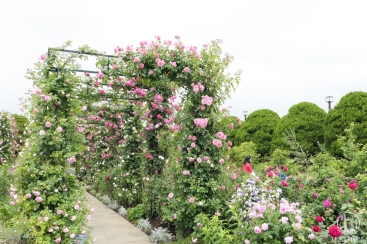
[229,141,259,167]
[234,109,280,156]
[324,91,367,156]
[127,204,147,222]
[12,114,29,138]
[337,123,367,177]
[193,214,234,244]
[271,102,326,156]
[0,164,11,203]
[13,42,92,243]
[220,115,240,145]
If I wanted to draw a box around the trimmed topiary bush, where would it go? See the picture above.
[271,102,326,156]
[234,109,280,156]
[324,91,367,156]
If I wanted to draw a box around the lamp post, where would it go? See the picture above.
[243,111,248,121]
[325,96,334,111]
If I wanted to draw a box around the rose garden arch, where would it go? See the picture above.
[15,37,240,242]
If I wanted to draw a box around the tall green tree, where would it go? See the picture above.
[234,109,280,156]
[324,91,367,156]
[271,102,326,155]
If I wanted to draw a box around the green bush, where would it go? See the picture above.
[229,141,259,167]
[234,109,280,156]
[324,91,367,156]
[12,114,29,141]
[271,102,326,156]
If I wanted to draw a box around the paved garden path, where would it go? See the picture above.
[85,192,151,244]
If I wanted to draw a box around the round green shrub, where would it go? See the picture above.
[271,102,326,155]
[324,91,367,156]
[234,109,280,156]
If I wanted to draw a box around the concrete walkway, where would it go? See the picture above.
[85,192,151,244]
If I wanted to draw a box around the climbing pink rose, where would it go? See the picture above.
[183,67,190,73]
[35,197,43,202]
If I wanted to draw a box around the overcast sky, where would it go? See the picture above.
[1,0,366,119]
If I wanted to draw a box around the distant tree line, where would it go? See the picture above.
[230,91,367,158]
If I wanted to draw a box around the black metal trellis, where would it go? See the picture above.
[47,48,119,75]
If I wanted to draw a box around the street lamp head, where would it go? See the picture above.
[325,96,334,102]
[243,111,248,116]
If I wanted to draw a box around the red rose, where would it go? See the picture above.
[106,176,110,181]
[348,181,358,190]
[282,166,288,172]
[315,216,324,222]
[268,171,275,178]
[312,225,321,232]
[329,225,342,237]
[281,180,288,187]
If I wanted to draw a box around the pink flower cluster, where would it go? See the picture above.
[201,95,213,106]
[212,139,222,147]
[154,94,164,103]
[188,135,197,141]
[191,82,205,93]
[216,132,226,140]
[194,118,208,128]
[182,170,190,175]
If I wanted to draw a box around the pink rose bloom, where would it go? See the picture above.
[74,205,80,210]
[96,71,104,79]
[191,143,196,148]
[70,234,76,239]
[178,147,182,151]
[57,210,63,215]
[133,57,140,62]
[71,216,76,221]
[168,193,174,198]
[254,226,262,234]
[45,122,52,127]
[173,213,177,219]
[10,201,15,206]
[139,63,144,69]
[216,132,226,140]
[324,199,331,208]
[39,130,45,135]
[197,158,202,163]
[55,238,61,243]
[221,185,226,190]
[280,206,287,214]
[112,64,117,70]
[25,193,31,199]
[63,228,69,233]
[213,139,222,148]
[35,197,43,202]
[189,197,195,203]
[56,127,62,132]
[197,223,202,228]
[204,156,209,161]
[157,60,165,67]
[200,106,205,110]
[261,223,268,231]
[78,127,84,133]
[281,217,288,224]
[284,237,293,244]
[40,54,46,60]
[183,67,190,73]
[308,233,315,240]
[69,156,76,163]
[87,214,92,220]
[219,159,224,165]
[148,70,153,75]
[189,157,194,162]
[293,223,302,230]
[231,173,237,180]
[33,109,39,114]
